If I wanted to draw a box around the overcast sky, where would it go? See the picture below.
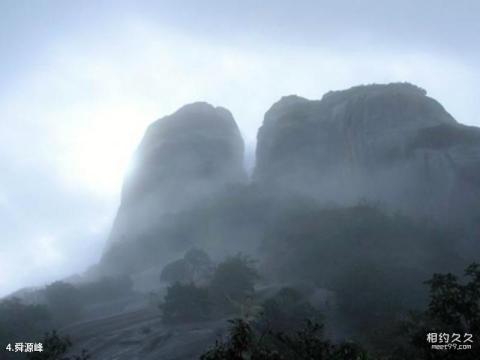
[1,0,479,297]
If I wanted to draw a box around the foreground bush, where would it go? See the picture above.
[26,331,90,360]
[393,263,480,359]
[200,318,370,360]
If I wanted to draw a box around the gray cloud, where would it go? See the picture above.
[1,0,479,296]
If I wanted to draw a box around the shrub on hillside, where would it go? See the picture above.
[209,254,260,313]
[261,204,464,343]
[160,248,214,285]
[200,318,370,360]
[160,282,211,324]
[258,287,323,334]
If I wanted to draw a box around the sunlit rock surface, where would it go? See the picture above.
[254,83,480,226]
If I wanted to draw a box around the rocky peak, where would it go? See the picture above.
[100,102,246,275]
[254,83,480,224]
[122,102,245,205]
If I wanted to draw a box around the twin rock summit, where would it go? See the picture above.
[98,83,480,279]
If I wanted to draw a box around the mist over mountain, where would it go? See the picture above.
[99,103,246,276]
[3,0,480,357]
[255,83,480,225]
[95,82,480,282]
[5,83,479,359]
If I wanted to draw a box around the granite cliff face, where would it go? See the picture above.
[254,83,480,225]
[65,84,480,360]
[100,103,246,274]
[99,83,480,277]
